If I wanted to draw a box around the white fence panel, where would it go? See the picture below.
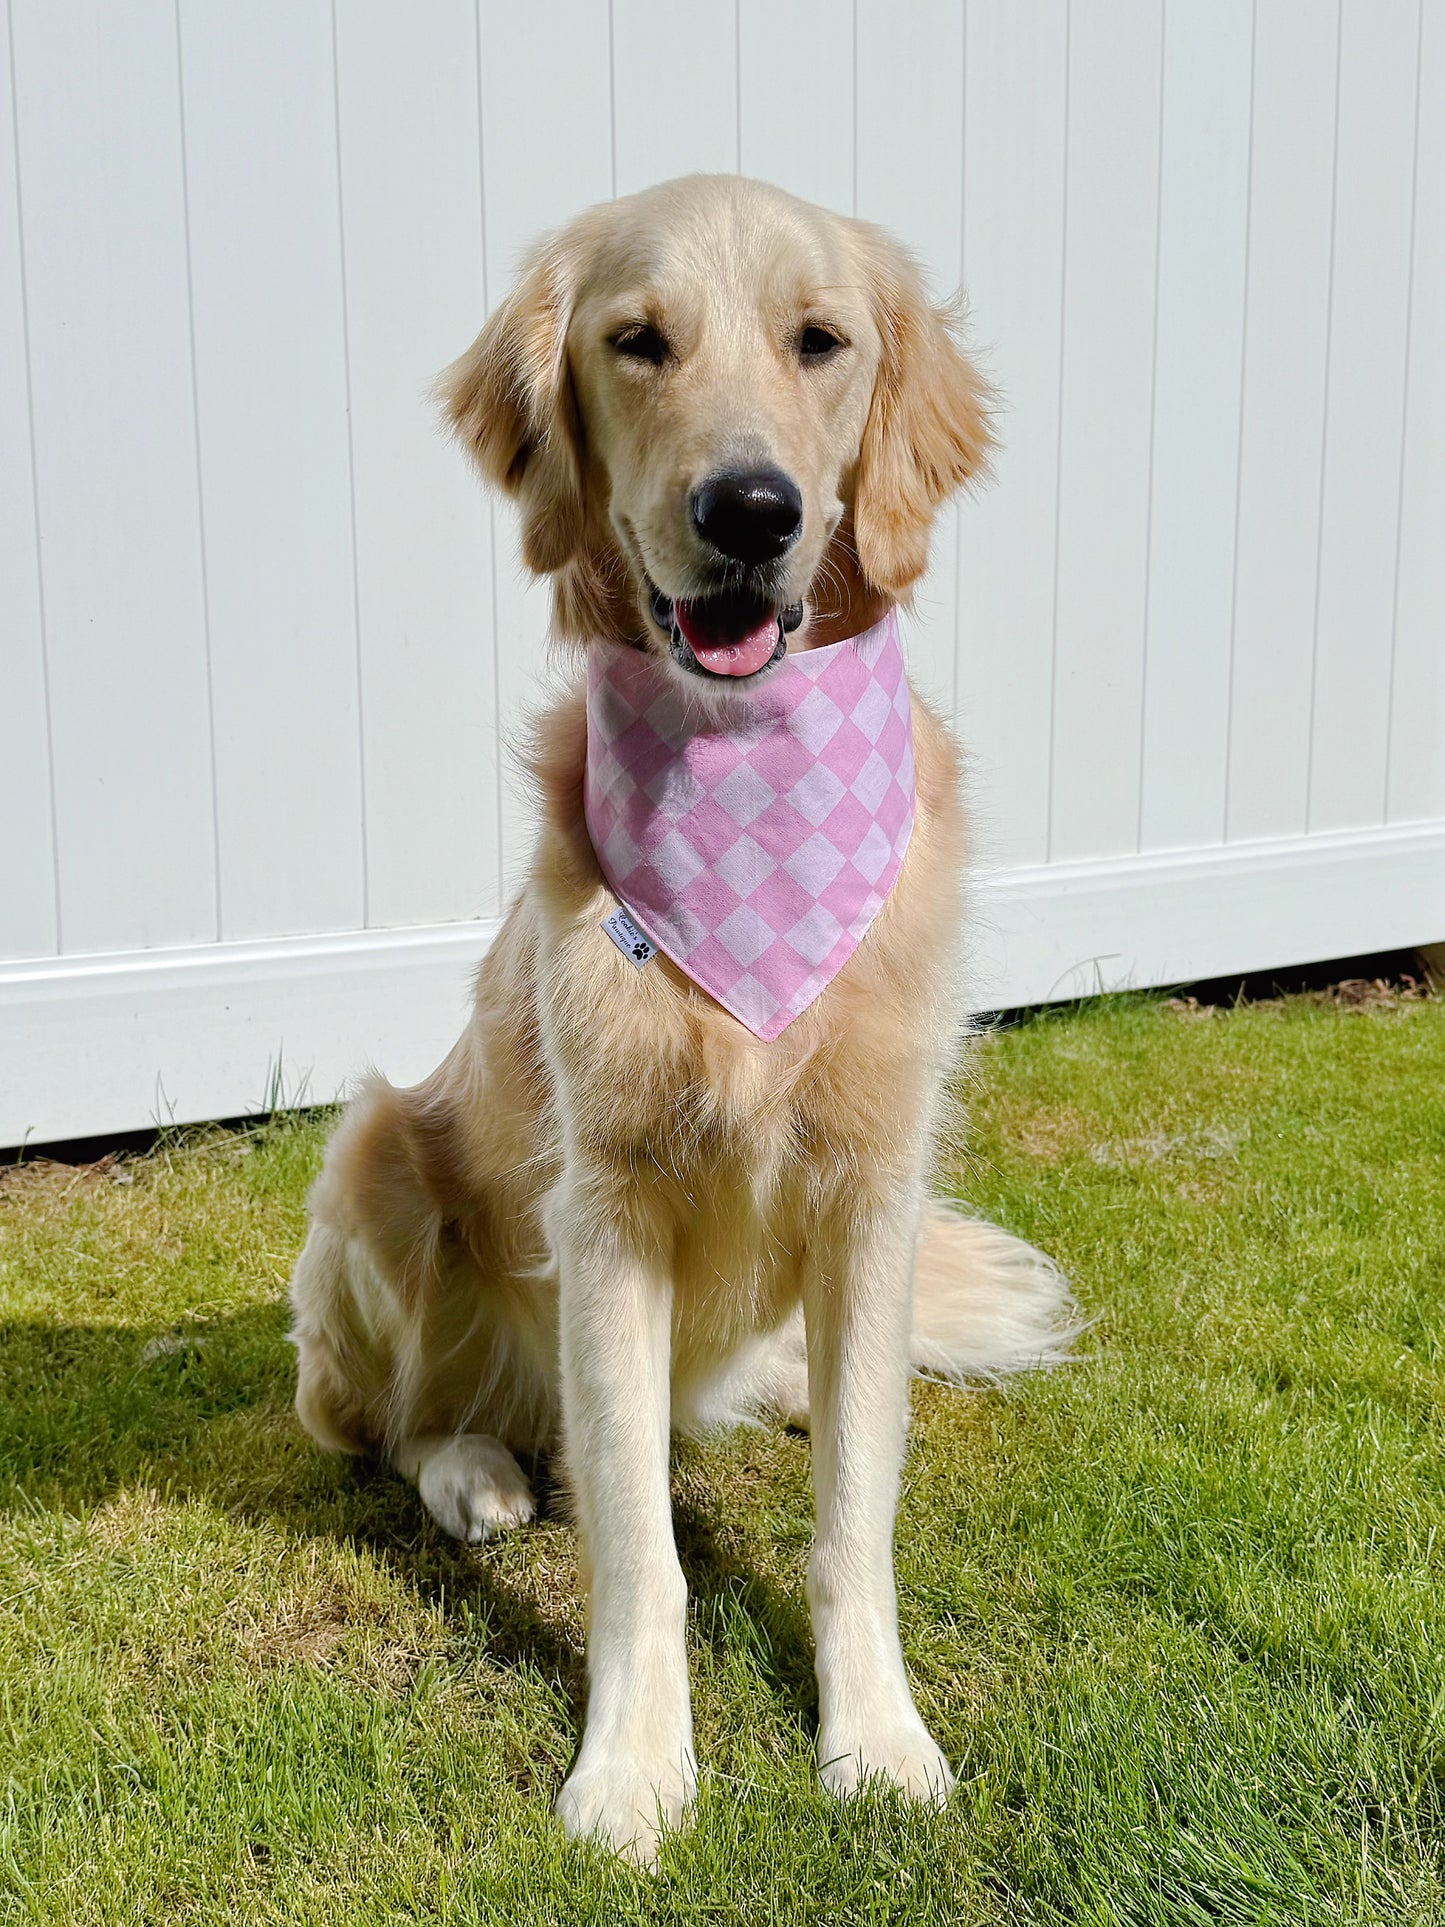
[957,0,1068,871]
[1226,0,1339,845]
[0,11,54,962]
[2,0,1442,1147]
[335,0,498,929]
[856,0,967,714]
[1049,1,1162,863]
[612,2,737,194]
[1391,0,1445,827]
[1311,0,1420,835]
[180,0,364,941]
[1138,0,1251,853]
[12,1,217,958]
[479,3,613,900]
[739,0,853,210]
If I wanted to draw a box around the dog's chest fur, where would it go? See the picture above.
[523,682,969,1345]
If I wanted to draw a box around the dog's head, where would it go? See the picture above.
[443,174,993,690]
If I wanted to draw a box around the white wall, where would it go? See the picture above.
[3,0,1443,1146]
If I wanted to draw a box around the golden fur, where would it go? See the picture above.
[288,174,1070,1864]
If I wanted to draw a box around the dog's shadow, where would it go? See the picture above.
[0,1303,819,1725]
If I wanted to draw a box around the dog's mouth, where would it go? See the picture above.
[647,583,804,682]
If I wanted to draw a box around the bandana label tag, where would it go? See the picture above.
[602,905,657,967]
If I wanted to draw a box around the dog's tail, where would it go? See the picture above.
[677,1202,1077,1434]
[908,1201,1078,1384]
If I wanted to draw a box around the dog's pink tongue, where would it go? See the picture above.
[675,602,779,677]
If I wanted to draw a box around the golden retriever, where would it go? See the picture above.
[288,173,1072,1864]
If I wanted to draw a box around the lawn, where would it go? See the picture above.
[1,986,1442,1925]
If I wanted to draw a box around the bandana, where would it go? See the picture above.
[584,610,915,1040]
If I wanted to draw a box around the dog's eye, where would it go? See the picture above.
[611,323,669,365]
[798,324,845,365]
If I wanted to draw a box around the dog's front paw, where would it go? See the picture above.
[415,1435,535,1543]
[817,1717,954,1805]
[556,1743,697,1868]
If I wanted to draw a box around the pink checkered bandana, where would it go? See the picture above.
[584,610,915,1040]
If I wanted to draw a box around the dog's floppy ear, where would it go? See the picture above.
[851,229,995,598]
[440,232,585,575]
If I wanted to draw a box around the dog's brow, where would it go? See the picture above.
[598,294,664,327]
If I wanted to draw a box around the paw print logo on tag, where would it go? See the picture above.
[602,906,657,968]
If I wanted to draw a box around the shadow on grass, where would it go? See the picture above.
[0,1304,817,1723]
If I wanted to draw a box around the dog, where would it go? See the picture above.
[288,173,1073,1864]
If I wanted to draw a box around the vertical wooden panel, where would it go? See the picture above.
[1387,0,1445,826]
[856,0,965,713]
[12,0,216,955]
[1226,0,1338,843]
[1138,0,1252,851]
[958,0,1068,868]
[335,0,497,928]
[1309,0,1418,832]
[480,0,614,271]
[479,1,613,897]
[178,0,361,940]
[738,0,852,210]
[1050,0,1162,861]
[611,0,737,196]
[0,2,57,958]
[854,0,964,330]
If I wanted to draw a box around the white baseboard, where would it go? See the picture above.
[3,822,1441,1147]
[965,821,1445,1008]
[0,921,498,1148]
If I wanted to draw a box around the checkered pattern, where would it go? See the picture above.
[585,611,915,1040]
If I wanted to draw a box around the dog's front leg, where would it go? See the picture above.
[551,1164,694,1865]
[803,1183,953,1804]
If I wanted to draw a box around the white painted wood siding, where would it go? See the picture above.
[3,0,1443,1145]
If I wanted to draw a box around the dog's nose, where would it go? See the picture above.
[690,467,803,565]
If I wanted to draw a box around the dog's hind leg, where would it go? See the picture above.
[671,1312,811,1434]
[289,1068,556,1543]
[391,1433,536,1543]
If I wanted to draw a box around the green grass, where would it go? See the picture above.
[2,987,1443,1924]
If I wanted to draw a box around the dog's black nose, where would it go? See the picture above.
[690,467,803,565]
